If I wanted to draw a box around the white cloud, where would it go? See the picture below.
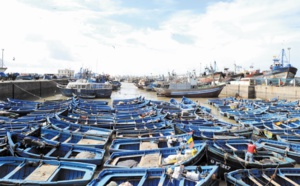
[0,0,299,76]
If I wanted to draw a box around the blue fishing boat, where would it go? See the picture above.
[67,110,115,120]
[88,165,219,186]
[0,123,40,131]
[7,98,40,106]
[8,105,37,115]
[71,95,109,105]
[115,107,158,118]
[112,96,144,105]
[71,103,115,113]
[47,117,113,138]
[206,139,296,179]
[105,143,206,168]
[276,134,300,143]
[109,133,196,153]
[0,157,96,185]
[57,113,115,125]
[225,167,300,186]
[55,113,169,130]
[115,128,176,139]
[256,138,300,163]
[250,120,299,137]
[113,100,150,111]
[28,127,109,149]
[173,123,253,139]
[7,131,105,165]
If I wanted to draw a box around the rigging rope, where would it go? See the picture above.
[12,83,43,100]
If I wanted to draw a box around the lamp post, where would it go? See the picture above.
[287,47,291,63]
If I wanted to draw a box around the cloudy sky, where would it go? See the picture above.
[0,0,299,76]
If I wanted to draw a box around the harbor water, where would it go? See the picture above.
[46,82,232,123]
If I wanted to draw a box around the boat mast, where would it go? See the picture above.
[1,49,3,68]
[288,47,291,63]
[281,48,284,66]
[214,61,216,72]
[212,61,216,85]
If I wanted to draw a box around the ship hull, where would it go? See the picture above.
[263,66,298,79]
[155,84,226,98]
[58,87,112,98]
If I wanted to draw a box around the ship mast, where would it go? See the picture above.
[281,48,284,66]
[1,49,3,68]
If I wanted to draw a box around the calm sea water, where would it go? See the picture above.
[46,82,234,124]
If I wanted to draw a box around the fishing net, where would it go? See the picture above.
[138,153,160,167]
[74,151,96,159]
[117,159,138,167]
[139,141,158,150]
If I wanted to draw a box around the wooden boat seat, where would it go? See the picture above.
[225,143,238,151]
[278,174,300,186]
[64,136,72,143]
[262,173,281,186]
[248,175,263,186]
[50,134,60,141]
[25,164,58,181]
[140,142,158,150]
[138,153,161,167]
[77,139,105,145]
[110,157,120,165]
[73,128,80,132]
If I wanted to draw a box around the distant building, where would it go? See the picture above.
[58,69,74,78]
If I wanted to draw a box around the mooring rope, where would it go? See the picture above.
[11,82,43,100]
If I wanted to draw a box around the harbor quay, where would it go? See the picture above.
[0,79,68,100]
[0,80,299,101]
[221,84,300,100]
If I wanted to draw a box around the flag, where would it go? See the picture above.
[187,136,194,149]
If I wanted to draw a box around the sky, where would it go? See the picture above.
[0,0,300,76]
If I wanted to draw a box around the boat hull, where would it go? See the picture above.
[206,146,296,179]
[262,66,298,79]
[155,84,226,98]
[105,144,207,168]
[0,157,96,185]
[225,167,300,186]
[59,87,112,98]
[88,166,219,186]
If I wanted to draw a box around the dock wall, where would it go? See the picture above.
[220,84,300,100]
[0,80,68,101]
[0,81,299,101]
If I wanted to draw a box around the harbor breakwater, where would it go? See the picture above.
[0,80,299,101]
[0,80,68,100]
[221,84,300,100]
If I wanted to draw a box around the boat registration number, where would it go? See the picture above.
[210,159,231,170]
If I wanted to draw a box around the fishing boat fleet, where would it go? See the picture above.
[134,48,298,95]
[0,93,300,185]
